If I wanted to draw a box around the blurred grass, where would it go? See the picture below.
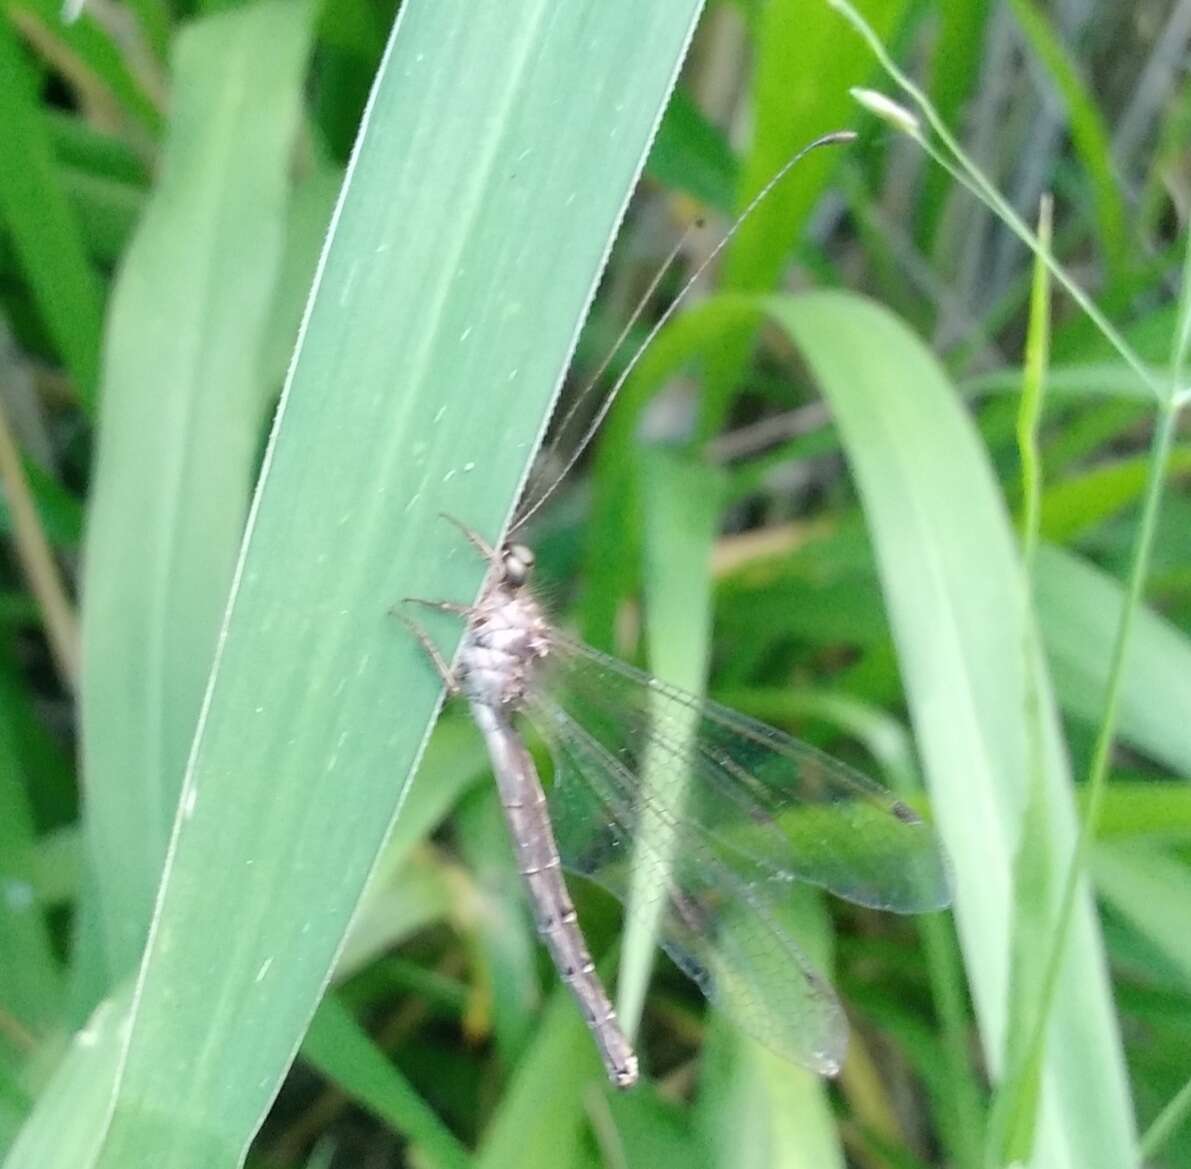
[0,15,103,401]
[619,449,720,1038]
[772,290,1135,1169]
[988,193,1053,1165]
[79,0,317,988]
[1,0,1189,1167]
[1007,0,1127,284]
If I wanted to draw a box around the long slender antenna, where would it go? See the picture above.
[515,221,703,520]
[510,129,857,535]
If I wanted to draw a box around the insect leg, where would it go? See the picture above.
[437,512,498,561]
[401,597,472,615]
[395,612,461,695]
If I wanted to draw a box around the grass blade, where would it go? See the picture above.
[1,991,129,1169]
[768,289,1137,1169]
[80,2,706,1166]
[619,449,721,1038]
[300,997,471,1169]
[1035,545,1191,778]
[986,195,1054,1163]
[1093,842,1191,985]
[80,0,318,983]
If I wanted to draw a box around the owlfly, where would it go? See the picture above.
[403,135,952,1087]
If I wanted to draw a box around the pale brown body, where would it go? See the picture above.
[410,539,638,1088]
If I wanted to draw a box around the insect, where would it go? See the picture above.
[403,522,951,1087]
[402,133,952,1086]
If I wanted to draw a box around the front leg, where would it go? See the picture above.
[394,608,463,695]
[402,597,472,616]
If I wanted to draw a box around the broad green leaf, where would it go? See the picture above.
[80,0,317,984]
[78,2,706,1167]
[770,290,1136,1169]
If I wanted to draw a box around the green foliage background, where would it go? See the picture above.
[0,1,1187,1167]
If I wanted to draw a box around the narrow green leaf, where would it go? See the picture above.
[475,981,600,1169]
[964,363,1164,401]
[0,17,104,401]
[1016,194,1051,565]
[453,784,542,1067]
[1039,447,1191,542]
[80,0,318,983]
[600,1085,708,1169]
[79,3,705,1167]
[619,449,721,1037]
[43,110,149,186]
[695,889,843,1169]
[300,996,472,1169]
[1093,781,1191,841]
[1140,1074,1191,1164]
[0,672,63,1039]
[725,0,903,290]
[646,87,738,214]
[989,194,1055,1163]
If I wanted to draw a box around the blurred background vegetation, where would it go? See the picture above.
[0,1,1188,1167]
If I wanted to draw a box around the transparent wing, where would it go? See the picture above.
[522,632,951,1073]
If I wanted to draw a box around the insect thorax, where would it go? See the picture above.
[458,586,549,708]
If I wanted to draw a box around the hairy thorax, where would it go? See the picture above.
[458,583,550,710]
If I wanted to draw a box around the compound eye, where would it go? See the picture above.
[503,543,535,586]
